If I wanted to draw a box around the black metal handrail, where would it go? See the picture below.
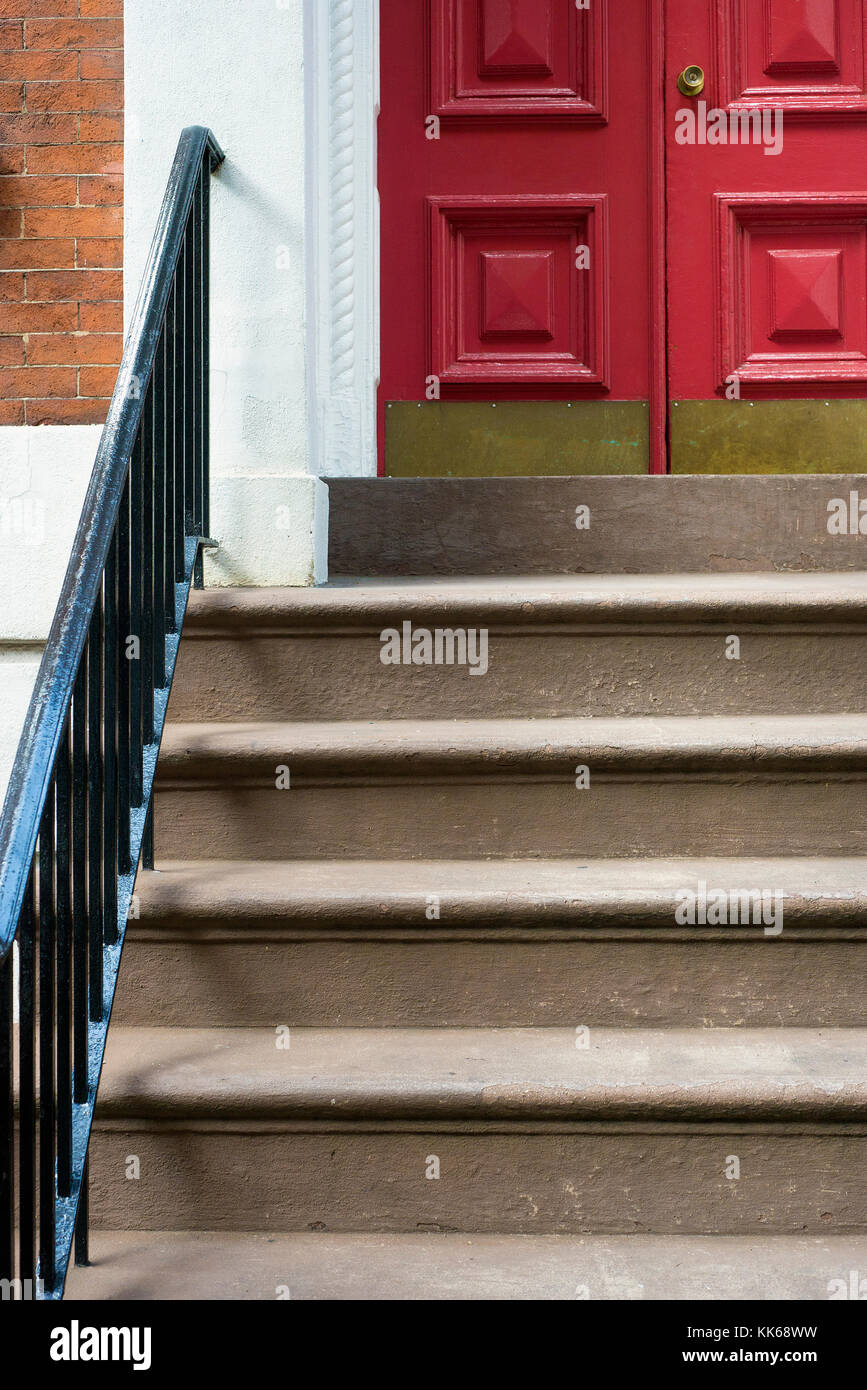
[0,125,224,1300]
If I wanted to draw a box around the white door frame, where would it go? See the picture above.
[305,0,380,478]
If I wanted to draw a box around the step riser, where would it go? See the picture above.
[168,630,867,721]
[328,476,867,576]
[153,779,867,859]
[89,1129,867,1234]
[114,936,867,1028]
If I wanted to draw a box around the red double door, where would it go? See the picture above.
[379,0,867,476]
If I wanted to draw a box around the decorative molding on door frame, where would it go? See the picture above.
[304,0,380,478]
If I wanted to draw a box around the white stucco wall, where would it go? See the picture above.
[0,424,101,800]
[125,0,328,586]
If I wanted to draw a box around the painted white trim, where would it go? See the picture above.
[305,0,380,479]
[205,475,329,588]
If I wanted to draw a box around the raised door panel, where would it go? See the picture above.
[429,195,608,385]
[431,0,607,120]
[717,195,867,386]
[718,0,867,114]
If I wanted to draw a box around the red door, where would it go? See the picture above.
[666,0,867,472]
[378,0,660,477]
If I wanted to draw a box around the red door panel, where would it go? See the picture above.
[379,0,654,475]
[667,0,867,404]
[429,195,608,387]
[430,0,607,120]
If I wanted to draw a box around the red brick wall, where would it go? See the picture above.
[0,0,122,426]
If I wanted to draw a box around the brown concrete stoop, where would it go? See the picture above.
[66,477,867,1302]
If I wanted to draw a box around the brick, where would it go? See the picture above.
[0,112,77,143]
[79,299,120,331]
[0,398,25,423]
[0,236,74,269]
[24,19,122,50]
[27,330,121,363]
[78,113,122,142]
[80,48,122,80]
[0,174,76,205]
[0,208,20,235]
[78,362,115,395]
[0,20,22,49]
[79,0,123,14]
[27,267,121,299]
[25,81,122,113]
[0,1,78,15]
[0,364,75,395]
[2,50,77,79]
[0,270,23,300]
[27,396,109,424]
[0,83,24,112]
[24,204,121,236]
[78,174,121,205]
[26,142,122,174]
[75,236,120,267]
[4,300,76,332]
[0,335,24,365]
[0,147,23,173]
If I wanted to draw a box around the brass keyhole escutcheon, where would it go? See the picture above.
[677,65,705,97]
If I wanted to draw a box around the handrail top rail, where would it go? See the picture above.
[0,125,224,959]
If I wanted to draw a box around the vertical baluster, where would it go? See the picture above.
[103,536,119,945]
[129,432,144,804]
[117,478,132,875]
[193,169,204,587]
[72,659,88,1106]
[142,384,155,746]
[173,274,186,585]
[142,802,154,872]
[17,868,37,1289]
[38,784,56,1293]
[184,222,196,542]
[55,721,73,1199]
[201,159,212,550]
[74,1158,89,1268]
[164,287,178,630]
[152,333,168,695]
[0,928,13,1285]
[88,603,104,1020]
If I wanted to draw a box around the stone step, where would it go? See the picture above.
[117,856,867,1027]
[326,476,867,577]
[65,1230,867,1301]
[167,573,867,720]
[152,715,867,859]
[90,1025,867,1234]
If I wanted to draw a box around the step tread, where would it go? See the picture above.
[97,1025,867,1121]
[134,856,867,927]
[64,1230,867,1301]
[157,713,867,775]
[183,571,867,630]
